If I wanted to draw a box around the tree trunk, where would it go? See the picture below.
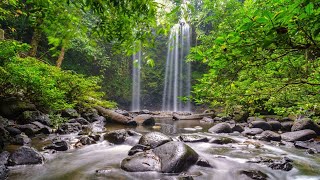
[95,106,137,125]
[56,46,65,68]
[29,29,41,57]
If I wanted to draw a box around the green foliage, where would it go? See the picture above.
[0,40,115,111]
[49,113,67,129]
[189,0,320,117]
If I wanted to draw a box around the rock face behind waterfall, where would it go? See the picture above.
[121,132,199,173]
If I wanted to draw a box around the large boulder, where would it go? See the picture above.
[281,121,293,132]
[81,108,99,122]
[231,124,245,133]
[5,126,21,136]
[153,141,199,173]
[294,140,320,153]
[18,111,44,125]
[242,128,264,136]
[138,132,172,149]
[8,146,43,166]
[281,129,317,142]
[104,129,128,144]
[257,130,281,141]
[291,118,320,135]
[249,121,272,131]
[208,123,232,133]
[0,151,10,165]
[31,121,51,134]
[57,123,82,134]
[0,165,9,180]
[121,151,161,172]
[133,114,155,126]
[16,124,40,136]
[44,140,69,151]
[267,120,282,131]
[61,108,79,118]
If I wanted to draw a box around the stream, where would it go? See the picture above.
[7,118,320,180]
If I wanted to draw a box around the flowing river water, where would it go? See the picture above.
[7,118,320,180]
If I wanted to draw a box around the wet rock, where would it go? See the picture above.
[18,111,48,125]
[282,117,293,121]
[212,117,222,122]
[238,170,268,180]
[57,123,82,134]
[114,109,129,116]
[16,124,40,136]
[247,117,265,123]
[34,114,51,126]
[81,108,99,122]
[0,151,10,165]
[44,140,69,151]
[140,109,150,114]
[128,144,149,156]
[209,137,238,144]
[242,128,264,136]
[68,117,90,125]
[79,136,95,145]
[31,121,51,134]
[267,120,282,131]
[91,116,106,122]
[153,141,199,173]
[196,158,213,168]
[0,165,9,180]
[257,130,281,141]
[200,117,214,123]
[232,111,249,122]
[281,121,293,132]
[61,108,79,118]
[249,121,272,131]
[5,126,21,136]
[138,132,172,149]
[179,135,208,143]
[127,130,141,136]
[133,114,155,126]
[11,134,31,145]
[231,124,245,133]
[268,157,293,171]
[89,134,101,141]
[161,174,194,180]
[104,129,128,144]
[281,129,316,142]
[121,151,161,172]
[208,123,232,133]
[291,118,320,135]
[294,140,320,153]
[8,146,43,165]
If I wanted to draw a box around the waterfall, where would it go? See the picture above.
[131,49,142,111]
[162,21,191,112]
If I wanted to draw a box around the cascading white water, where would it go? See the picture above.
[162,20,191,112]
[131,49,142,111]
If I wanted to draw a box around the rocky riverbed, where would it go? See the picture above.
[1,105,320,180]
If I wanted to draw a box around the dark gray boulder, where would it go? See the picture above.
[238,170,268,180]
[61,108,79,118]
[0,98,36,118]
[44,140,69,151]
[0,151,10,165]
[57,123,82,134]
[79,136,95,145]
[268,157,293,171]
[208,123,232,133]
[267,120,282,131]
[249,121,272,131]
[242,128,264,136]
[257,130,281,141]
[291,118,320,135]
[231,124,245,133]
[11,134,31,145]
[179,135,208,143]
[8,146,43,165]
[294,140,320,153]
[81,108,99,122]
[281,129,317,142]
[18,111,48,125]
[5,126,21,136]
[281,121,293,132]
[104,129,128,144]
[196,158,213,167]
[0,165,9,180]
[133,114,155,126]
[31,121,51,134]
[16,124,40,136]
[153,141,199,173]
[138,132,172,149]
[121,151,161,172]
[68,117,90,125]
[209,137,238,144]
